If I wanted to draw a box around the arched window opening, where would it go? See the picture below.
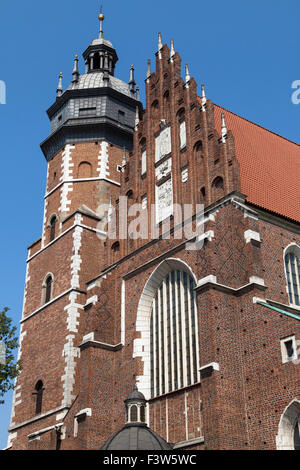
[111,242,120,252]
[163,91,170,111]
[77,161,92,179]
[212,176,224,201]
[126,189,134,200]
[140,405,146,423]
[93,52,100,70]
[199,186,206,203]
[50,216,57,242]
[194,140,203,156]
[284,246,300,306]
[130,405,138,422]
[34,380,44,415]
[45,275,53,304]
[277,399,300,450]
[150,270,199,398]
[151,100,159,117]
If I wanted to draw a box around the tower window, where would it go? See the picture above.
[42,274,54,305]
[34,380,44,415]
[45,276,52,304]
[50,216,57,242]
[79,107,96,117]
[118,111,125,124]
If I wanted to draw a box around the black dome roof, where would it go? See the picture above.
[100,423,173,450]
[125,385,146,402]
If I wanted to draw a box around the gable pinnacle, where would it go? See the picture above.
[146,59,151,80]
[221,112,227,143]
[135,106,140,130]
[56,72,63,98]
[136,85,140,101]
[158,32,163,59]
[201,84,207,112]
[185,63,190,85]
[170,39,175,58]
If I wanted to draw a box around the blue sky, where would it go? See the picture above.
[0,0,300,449]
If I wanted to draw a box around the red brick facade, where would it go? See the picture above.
[7,34,300,451]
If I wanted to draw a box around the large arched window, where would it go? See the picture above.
[284,245,300,306]
[150,270,199,398]
[277,399,300,450]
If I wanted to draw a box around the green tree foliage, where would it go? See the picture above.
[0,307,21,404]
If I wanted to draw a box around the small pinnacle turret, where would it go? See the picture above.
[72,55,80,83]
[56,72,63,98]
[146,59,151,80]
[185,63,190,84]
[129,65,136,95]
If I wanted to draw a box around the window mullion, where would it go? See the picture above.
[180,272,187,388]
[152,301,156,398]
[163,278,168,394]
[158,286,162,396]
[187,275,194,384]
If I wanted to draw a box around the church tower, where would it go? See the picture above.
[7,13,140,449]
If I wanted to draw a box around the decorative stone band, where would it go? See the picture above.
[199,362,220,379]
[244,229,261,245]
[80,333,123,352]
[8,406,70,433]
[28,422,64,441]
[195,276,267,295]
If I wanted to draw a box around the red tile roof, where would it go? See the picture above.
[211,102,300,222]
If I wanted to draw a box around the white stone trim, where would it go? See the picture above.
[59,144,75,214]
[244,229,261,244]
[85,295,98,307]
[253,296,267,304]
[197,230,214,244]
[28,422,64,440]
[97,141,110,179]
[197,275,217,288]
[74,409,92,437]
[7,432,17,448]
[199,362,220,372]
[45,177,120,199]
[249,276,265,286]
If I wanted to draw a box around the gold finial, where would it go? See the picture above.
[98,13,105,21]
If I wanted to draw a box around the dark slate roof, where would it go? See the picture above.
[125,385,146,402]
[100,423,173,450]
[66,72,134,99]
